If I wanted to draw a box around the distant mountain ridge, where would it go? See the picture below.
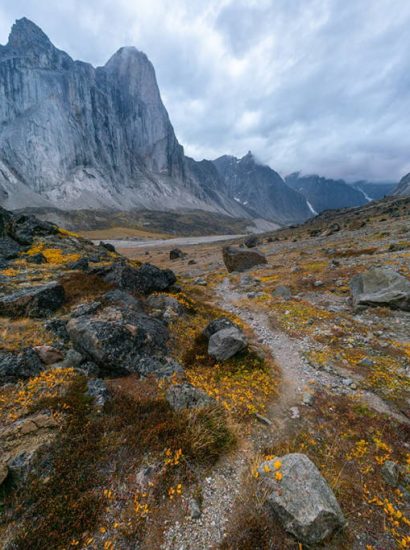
[285,173,371,214]
[212,153,312,225]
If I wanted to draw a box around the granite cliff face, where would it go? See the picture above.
[0,18,251,217]
[213,153,312,225]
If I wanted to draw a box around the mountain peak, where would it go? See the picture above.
[8,17,52,50]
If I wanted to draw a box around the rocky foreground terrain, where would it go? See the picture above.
[0,196,409,549]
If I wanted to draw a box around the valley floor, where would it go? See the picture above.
[1,197,409,549]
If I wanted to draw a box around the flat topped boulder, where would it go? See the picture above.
[350,267,410,311]
[0,282,65,318]
[98,261,176,295]
[66,307,169,376]
[222,246,267,273]
[258,453,345,545]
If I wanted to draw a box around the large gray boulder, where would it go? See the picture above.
[66,307,169,376]
[222,246,267,273]
[350,267,410,311]
[208,327,247,361]
[258,453,345,544]
[0,282,65,318]
[166,383,215,410]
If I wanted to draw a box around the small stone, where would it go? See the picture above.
[255,413,272,426]
[358,358,374,367]
[290,406,300,419]
[189,498,202,519]
[381,460,399,487]
[194,277,207,286]
[33,345,64,365]
[342,378,353,387]
[302,392,314,406]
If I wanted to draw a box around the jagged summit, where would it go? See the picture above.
[8,17,51,49]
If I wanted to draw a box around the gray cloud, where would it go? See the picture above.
[1,0,410,182]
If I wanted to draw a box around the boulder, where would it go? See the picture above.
[381,460,400,487]
[244,235,258,248]
[350,268,410,311]
[0,349,44,385]
[222,246,267,273]
[33,345,64,365]
[208,327,247,361]
[0,282,65,318]
[66,308,169,375]
[166,383,215,410]
[170,248,185,260]
[203,317,237,339]
[258,453,345,545]
[98,261,176,295]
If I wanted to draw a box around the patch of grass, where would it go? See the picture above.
[59,271,113,307]
[4,374,236,548]
[0,318,53,352]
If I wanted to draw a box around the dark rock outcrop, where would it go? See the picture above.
[222,246,267,273]
[0,282,65,318]
[0,349,44,385]
[97,262,176,295]
[66,307,169,375]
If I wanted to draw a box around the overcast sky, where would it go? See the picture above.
[1,0,410,182]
